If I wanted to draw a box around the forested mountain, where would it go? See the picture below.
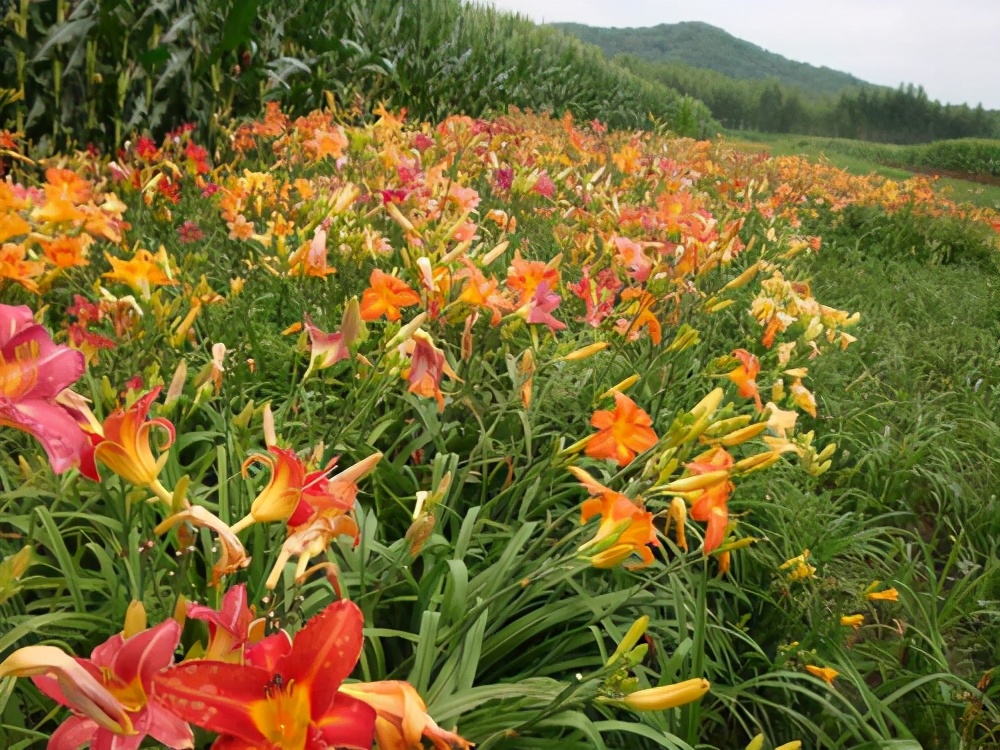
[552,21,869,96]
[553,21,999,143]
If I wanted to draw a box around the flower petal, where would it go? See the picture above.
[153,661,272,743]
[284,600,365,719]
[315,692,377,750]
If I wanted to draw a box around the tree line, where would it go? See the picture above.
[619,57,999,143]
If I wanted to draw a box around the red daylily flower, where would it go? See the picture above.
[0,303,97,478]
[288,453,382,527]
[568,265,622,327]
[154,599,376,750]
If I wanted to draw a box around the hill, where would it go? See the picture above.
[553,21,871,96]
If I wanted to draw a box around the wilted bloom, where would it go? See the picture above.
[339,680,473,750]
[93,388,175,495]
[840,614,865,629]
[0,620,193,750]
[866,587,899,602]
[155,504,250,585]
[805,665,839,684]
[571,466,659,569]
[154,600,376,749]
[360,269,420,322]
[585,391,659,467]
[619,678,711,711]
[726,349,763,410]
[266,513,361,589]
[0,304,97,478]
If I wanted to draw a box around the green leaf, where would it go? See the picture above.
[213,0,262,60]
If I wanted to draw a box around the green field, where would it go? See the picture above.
[728,131,1000,209]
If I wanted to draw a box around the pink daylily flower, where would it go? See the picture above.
[0,619,192,750]
[0,303,97,478]
[187,583,257,663]
[304,315,349,371]
[525,281,566,332]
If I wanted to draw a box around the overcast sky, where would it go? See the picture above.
[479,1,1000,109]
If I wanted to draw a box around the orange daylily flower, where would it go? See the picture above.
[840,614,865,629]
[360,269,420,322]
[685,447,735,553]
[93,388,175,494]
[31,188,85,225]
[232,446,308,533]
[38,235,91,268]
[0,242,44,291]
[866,587,899,602]
[339,680,473,750]
[102,249,177,297]
[304,126,349,161]
[615,289,662,346]
[456,258,508,325]
[726,349,763,410]
[45,168,93,204]
[805,665,839,684]
[0,212,31,244]
[570,466,659,569]
[506,251,559,305]
[287,226,337,278]
[585,390,659,467]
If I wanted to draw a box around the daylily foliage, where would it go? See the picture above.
[2,99,972,749]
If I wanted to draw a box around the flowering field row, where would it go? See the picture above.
[0,106,996,749]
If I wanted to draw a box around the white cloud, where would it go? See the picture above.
[478,0,1000,108]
